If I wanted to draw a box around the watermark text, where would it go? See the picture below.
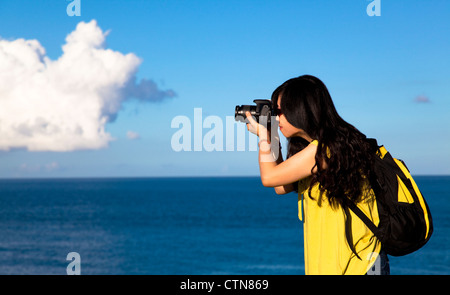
[170,108,280,161]
[66,0,81,17]
[66,252,81,275]
[366,0,381,17]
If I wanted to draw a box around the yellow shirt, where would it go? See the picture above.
[298,140,381,275]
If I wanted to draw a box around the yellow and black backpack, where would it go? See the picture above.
[346,139,433,257]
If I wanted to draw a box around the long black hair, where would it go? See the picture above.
[271,75,376,208]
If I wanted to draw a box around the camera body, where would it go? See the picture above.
[235,99,274,124]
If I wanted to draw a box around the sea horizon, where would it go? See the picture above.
[1,174,449,180]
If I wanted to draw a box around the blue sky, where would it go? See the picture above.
[0,0,449,178]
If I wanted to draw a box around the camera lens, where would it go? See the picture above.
[234,99,272,124]
[235,105,256,122]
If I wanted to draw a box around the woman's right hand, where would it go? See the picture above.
[245,111,267,138]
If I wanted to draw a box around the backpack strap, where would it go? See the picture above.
[345,198,383,241]
[341,138,385,256]
[343,205,361,260]
[343,199,385,260]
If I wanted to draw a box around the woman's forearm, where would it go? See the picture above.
[258,136,282,186]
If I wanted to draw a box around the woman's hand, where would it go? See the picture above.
[245,111,269,139]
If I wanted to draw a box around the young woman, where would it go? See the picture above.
[245,75,389,275]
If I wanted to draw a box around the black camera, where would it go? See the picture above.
[234,99,274,124]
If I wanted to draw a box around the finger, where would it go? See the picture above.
[246,123,258,135]
[245,111,258,126]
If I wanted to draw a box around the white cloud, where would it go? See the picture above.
[126,131,140,140]
[0,20,175,152]
[45,161,60,172]
[19,161,60,173]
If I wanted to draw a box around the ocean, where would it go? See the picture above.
[0,176,448,275]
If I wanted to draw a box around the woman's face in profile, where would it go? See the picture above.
[276,96,312,142]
